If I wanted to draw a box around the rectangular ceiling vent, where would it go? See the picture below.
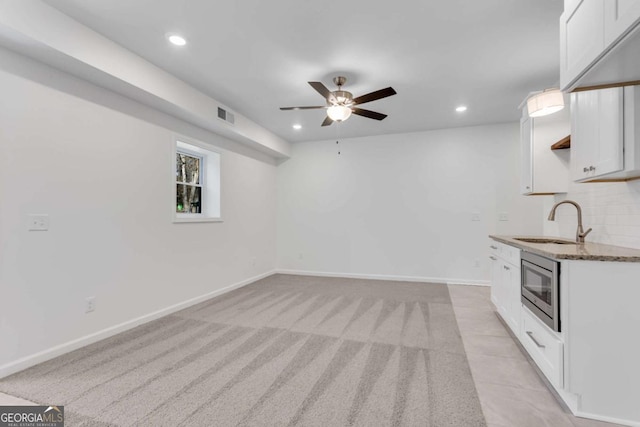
[217,107,235,125]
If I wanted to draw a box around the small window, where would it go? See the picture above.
[176,150,203,214]
[173,138,221,222]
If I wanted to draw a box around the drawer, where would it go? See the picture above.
[520,307,564,389]
[492,241,521,266]
[489,240,500,257]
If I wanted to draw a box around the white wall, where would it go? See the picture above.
[0,0,291,158]
[276,123,544,283]
[544,180,640,248]
[0,48,277,372]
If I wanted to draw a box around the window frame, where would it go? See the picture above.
[172,136,222,224]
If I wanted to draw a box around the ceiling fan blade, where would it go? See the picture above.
[309,81,333,99]
[280,106,326,110]
[352,87,397,105]
[351,107,388,121]
[321,116,334,126]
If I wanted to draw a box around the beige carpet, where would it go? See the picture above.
[0,274,486,426]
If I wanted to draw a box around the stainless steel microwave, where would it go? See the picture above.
[521,251,560,332]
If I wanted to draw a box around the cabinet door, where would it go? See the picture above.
[571,88,624,181]
[595,88,625,177]
[604,0,640,46]
[506,265,522,336]
[520,115,533,195]
[570,91,597,180]
[489,255,503,311]
[560,0,606,89]
[501,263,521,335]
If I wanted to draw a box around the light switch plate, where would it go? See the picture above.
[27,214,49,231]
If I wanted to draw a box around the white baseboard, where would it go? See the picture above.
[0,270,276,380]
[574,410,639,427]
[446,279,490,287]
[275,269,489,287]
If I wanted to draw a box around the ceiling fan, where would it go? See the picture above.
[280,76,397,127]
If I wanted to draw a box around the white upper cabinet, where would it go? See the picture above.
[520,105,570,195]
[571,86,640,182]
[560,0,605,89]
[560,0,640,91]
[570,87,624,181]
[604,0,640,46]
[520,115,534,194]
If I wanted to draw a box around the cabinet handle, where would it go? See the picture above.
[526,186,530,189]
[503,265,510,271]
[490,245,498,250]
[583,167,589,173]
[589,165,596,171]
[489,256,497,260]
[526,331,546,349]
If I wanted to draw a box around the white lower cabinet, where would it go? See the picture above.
[489,250,505,314]
[491,239,640,425]
[489,240,521,336]
[521,307,564,389]
[563,260,640,424]
[501,261,521,334]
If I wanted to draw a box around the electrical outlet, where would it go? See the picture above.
[298,253,303,260]
[250,257,256,267]
[85,297,96,313]
[471,212,481,221]
[499,212,509,221]
[27,214,49,231]
[473,259,480,268]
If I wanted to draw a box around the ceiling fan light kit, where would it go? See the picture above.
[527,88,564,118]
[280,76,396,126]
[327,104,352,121]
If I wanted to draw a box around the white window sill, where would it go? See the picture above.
[173,216,223,224]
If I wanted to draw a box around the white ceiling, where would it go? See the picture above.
[44,0,563,143]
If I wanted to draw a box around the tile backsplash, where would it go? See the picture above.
[543,179,640,249]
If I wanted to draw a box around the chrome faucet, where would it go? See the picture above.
[547,200,592,243]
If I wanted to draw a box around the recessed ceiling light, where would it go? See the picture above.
[292,124,302,130]
[456,106,468,112]
[167,34,187,46]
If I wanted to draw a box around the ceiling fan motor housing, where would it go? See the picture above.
[331,90,353,106]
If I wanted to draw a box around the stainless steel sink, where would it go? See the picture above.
[514,237,577,245]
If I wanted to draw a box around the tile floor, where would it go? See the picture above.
[448,284,622,427]
[0,284,624,427]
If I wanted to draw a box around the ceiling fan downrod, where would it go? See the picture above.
[331,76,353,106]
